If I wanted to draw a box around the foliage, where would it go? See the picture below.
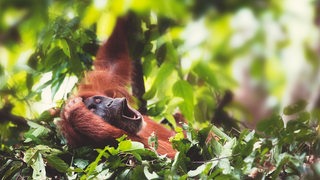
[1,0,320,179]
[1,104,319,179]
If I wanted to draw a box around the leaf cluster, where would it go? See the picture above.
[1,101,319,179]
[26,17,98,99]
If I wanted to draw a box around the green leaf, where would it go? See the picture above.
[143,86,157,100]
[194,62,218,88]
[173,80,194,121]
[65,38,82,74]
[37,110,53,122]
[32,78,52,94]
[171,152,190,174]
[116,134,128,142]
[283,100,307,115]
[1,161,23,180]
[210,125,232,141]
[44,47,65,69]
[272,153,301,179]
[34,153,46,178]
[172,139,192,154]
[257,115,284,136]
[51,73,65,99]
[60,39,71,58]
[142,53,156,77]
[296,111,310,123]
[130,141,145,150]
[74,159,89,169]
[155,43,167,64]
[218,158,231,174]
[46,155,69,173]
[146,97,170,116]
[147,60,175,96]
[86,146,111,176]
[66,17,80,30]
[23,148,38,165]
[41,29,54,51]
[118,141,131,150]
[0,160,13,174]
[187,163,206,177]
[29,152,46,179]
[24,121,50,143]
[155,61,175,83]
[214,174,237,180]
[313,162,320,176]
[144,166,159,179]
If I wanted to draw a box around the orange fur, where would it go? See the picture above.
[58,17,177,158]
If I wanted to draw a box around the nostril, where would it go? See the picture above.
[88,104,96,110]
[106,101,113,107]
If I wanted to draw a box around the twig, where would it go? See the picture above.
[192,153,241,164]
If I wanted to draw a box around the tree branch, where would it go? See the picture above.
[0,104,28,129]
[131,58,147,114]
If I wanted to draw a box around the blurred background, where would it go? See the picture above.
[0,0,319,144]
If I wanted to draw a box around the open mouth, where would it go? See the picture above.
[121,98,142,120]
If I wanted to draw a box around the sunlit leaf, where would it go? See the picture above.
[59,39,71,58]
[210,125,232,141]
[143,86,157,100]
[32,153,46,179]
[74,159,89,169]
[173,80,194,121]
[51,73,65,99]
[144,166,159,179]
[153,60,175,87]
[118,140,132,151]
[24,122,50,143]
[187,163,206,177]
[24,147,47,179]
